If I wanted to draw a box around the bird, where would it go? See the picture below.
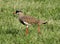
[13,10,47,35]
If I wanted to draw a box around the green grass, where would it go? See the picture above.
[0,0,60,44]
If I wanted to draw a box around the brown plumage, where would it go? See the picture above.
[13,10,47,35]
[20,15,39,24]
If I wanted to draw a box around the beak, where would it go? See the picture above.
[13,12,16,17]
[13,12,16,14]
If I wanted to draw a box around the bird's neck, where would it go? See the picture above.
[18,12,24,18]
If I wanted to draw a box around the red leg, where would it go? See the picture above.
[26,26,28,35]
[38,24,41,34]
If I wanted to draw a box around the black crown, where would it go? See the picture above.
[16,10,22,13]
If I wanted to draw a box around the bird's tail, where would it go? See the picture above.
[39,20,47,25]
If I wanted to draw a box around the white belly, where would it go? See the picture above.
[24,22,31,25]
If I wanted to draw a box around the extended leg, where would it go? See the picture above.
[26,26,29,35]
[38,24,41,34]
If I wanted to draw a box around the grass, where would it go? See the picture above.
[0,0,60,44]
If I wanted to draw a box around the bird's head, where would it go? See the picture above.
[13,10,23,15]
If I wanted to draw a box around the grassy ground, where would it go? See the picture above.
[0,0,60,44]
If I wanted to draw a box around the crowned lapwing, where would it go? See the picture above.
[13,10,47,35]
